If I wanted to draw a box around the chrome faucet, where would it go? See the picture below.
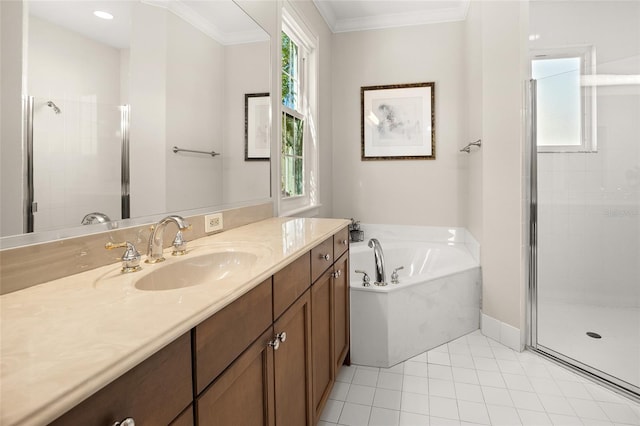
[368,238,387,286]
[146,215,191,263]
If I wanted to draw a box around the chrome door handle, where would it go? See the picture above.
[276,331,287,343]
[268,338,280,350]
[113,418,135,426]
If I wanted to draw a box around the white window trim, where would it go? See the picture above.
[278,2,319,216]
[531,45,597,153]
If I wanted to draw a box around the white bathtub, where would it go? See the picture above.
[350,224,481,368]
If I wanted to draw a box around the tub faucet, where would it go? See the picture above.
[146,215,191,263]
[368,238,387,286]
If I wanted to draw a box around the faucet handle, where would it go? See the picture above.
[171,230,188,256]
[105,241,142,273]
[391,266,404,284]
[355,270,371,287]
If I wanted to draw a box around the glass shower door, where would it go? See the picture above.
[31,97,126,232]
[530,0,640,395]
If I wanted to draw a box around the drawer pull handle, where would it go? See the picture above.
[321,253,331,261]
[332,270,342,279]
[342,239,348,245]
[113,418,135,426]
[277,331,287,343]
[268,338,280,350]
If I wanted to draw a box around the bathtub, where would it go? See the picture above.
[350,224,481,368]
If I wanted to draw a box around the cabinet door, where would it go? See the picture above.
[334,252,350,370]
[311,269,334,422]
[50,333,192,426]
[274,290,312,426]
[196,328,275,426]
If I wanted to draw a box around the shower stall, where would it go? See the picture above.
[528,1,640,397]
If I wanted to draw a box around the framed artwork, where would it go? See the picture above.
[361,82,435,160]
[245,93,270,161]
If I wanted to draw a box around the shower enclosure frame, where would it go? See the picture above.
[526,79,640,401]
[23,96,131,232]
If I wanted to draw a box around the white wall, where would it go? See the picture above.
[532,1,640,307]
[27,16,122,231]
[222,41,271,205]
[0,0,26,237]
[165,12,224,212]
[331,22,466,227]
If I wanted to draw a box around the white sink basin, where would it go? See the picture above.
[134,250,259,291]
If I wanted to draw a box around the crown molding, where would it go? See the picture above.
[313,0,470,34]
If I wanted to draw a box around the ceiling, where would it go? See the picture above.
[28,0,267,49]
[312,0,471,33]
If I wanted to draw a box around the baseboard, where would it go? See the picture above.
[480,312,523,351]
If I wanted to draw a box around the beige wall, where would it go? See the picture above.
[480,1,528,331]
[1,1,26,237]
[331,22,467,227]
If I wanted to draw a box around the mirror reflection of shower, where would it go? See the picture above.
[46,100,61,114]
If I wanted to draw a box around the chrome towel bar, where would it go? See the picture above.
[172,146,220,157]
[460,139,482,153]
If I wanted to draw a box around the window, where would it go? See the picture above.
[531,46,596,152]
[279,5,318,214]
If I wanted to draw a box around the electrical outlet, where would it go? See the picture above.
[205,213,223,233]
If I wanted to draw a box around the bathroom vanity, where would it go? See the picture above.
[0,217,350,426]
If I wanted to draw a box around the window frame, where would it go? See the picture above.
[278,4,319,215]
[531,45,597,153]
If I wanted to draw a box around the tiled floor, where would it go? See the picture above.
[319,330,640,426]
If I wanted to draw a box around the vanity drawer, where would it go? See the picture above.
[333,227,349,259]
[50,332,192,426]
[311,237,334,283]
[194,278,273,394]
[273,252,311,320]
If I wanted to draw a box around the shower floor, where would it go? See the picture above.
[537,299,640,391]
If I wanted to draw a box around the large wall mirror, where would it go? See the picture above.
[0,0,271,244]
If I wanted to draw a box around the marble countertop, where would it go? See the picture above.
[0,217,349,426]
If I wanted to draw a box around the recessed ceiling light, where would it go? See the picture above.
[93,10,114,20]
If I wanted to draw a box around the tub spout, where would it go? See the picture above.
[368,238,387,286]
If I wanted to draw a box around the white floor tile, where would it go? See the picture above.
[429,351,452,366]
[473,357,500,372]
[352,368,379,387]
[429,396,459,420]
[458,400,491,425]
[338,402,371,426]
[509,389,544,412]
[476,370,506,388]
[481,386,514,407]
[451,354,475,369]
[403,375,430,395]
[538,393,576,416]
[330,381,350,401]
[402,392,430,416]
[378,372,404,391]
[598,401,640,424]
[429,378,457,399]
[369,407,400,426]
[455,382,485,403]
[518,408,553,426]
[568,397,610,421]
[429,365,454,381]
[547,413,583,426]
[405,361,430,377]
[346,384,376,406]
[373,388,402,410]
[486,404,522,426]
[320,399,344,423]
[321,331,640,426]
[399,411,430,426]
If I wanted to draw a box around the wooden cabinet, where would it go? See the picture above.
[273,290,313,426]
[196,328,275,426]
[51,226,349,426]
[50,333,192,426]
